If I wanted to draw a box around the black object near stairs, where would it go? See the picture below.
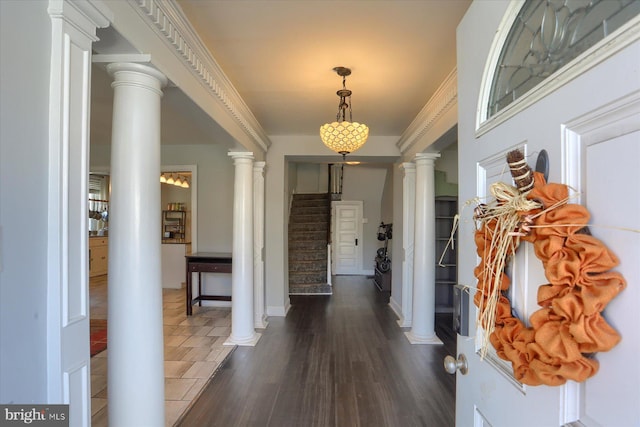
[288,193,332,294]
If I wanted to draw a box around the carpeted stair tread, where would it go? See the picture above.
[289,260,328,272]
[289,222,328,232]
[289,213,329,223]
[289,230,327,241]
[288,193,332,295]
[289,251,327,261]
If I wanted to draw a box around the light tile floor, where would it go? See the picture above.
[89,276,235,426]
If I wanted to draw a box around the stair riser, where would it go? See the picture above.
[291,207,327,216]
[289,262,327,272]
[289,241,326,251]
[290,215,328,224]
[289,252,326,261]
[289,222,328,232]
[289,231,326,241]
[292,199,330,208]
[292,193,330,200]
[289,273,327,284]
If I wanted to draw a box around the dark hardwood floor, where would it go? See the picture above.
[177,275,457,427]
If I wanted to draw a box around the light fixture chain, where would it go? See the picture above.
[348,94,353,122]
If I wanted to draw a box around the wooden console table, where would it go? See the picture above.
[185,252,232,315]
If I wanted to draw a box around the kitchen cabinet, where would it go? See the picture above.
[89,237,108,277]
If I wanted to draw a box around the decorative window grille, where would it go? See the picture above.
[487,0,640,118]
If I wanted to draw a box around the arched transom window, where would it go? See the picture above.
[487,0,639,119]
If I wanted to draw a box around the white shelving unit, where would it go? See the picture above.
[435,196,457,313]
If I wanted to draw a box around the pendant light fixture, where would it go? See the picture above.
[320,67,369,159]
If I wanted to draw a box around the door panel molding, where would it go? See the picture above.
[562,89,640,199]
[476,143,529,393]
[560,90,640,426]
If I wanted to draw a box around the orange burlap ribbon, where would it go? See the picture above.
[474,172,626,386]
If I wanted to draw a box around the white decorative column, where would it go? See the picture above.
[406,152,443,345]
[398,162,416,327]
[225,152,261,346]
[107,63,167,425]
[253,161,268,329]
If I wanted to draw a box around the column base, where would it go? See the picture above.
[224,332,262,347]
[404,331,443,345]
[255,316,269,329]
[397,318,412,328]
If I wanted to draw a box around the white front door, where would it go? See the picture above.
[455,2,640,426]
[333,201,363,275]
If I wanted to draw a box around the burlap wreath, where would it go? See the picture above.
[474,171,626,386]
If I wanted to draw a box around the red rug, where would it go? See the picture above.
[90,319,108,357]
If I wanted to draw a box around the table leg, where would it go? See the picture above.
[198,272,202,307]
[186,262,192,316]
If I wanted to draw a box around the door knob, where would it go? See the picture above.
[444,354,468,375]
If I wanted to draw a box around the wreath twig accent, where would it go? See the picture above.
[473,151,625,386]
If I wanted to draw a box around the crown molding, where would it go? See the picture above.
[132,0,270,151]
[48,0,112,39]
[397,68,458,154]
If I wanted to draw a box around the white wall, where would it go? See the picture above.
[0,0,52,402]
[435,144,458,184]
[161,183,191,215]
[379,165,394,224]
[341,165,389,273]
[161,145,233,252]
[295,163,323,193]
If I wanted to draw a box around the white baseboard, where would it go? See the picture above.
[388,296,403,319]
[267,303,290,317]
[198,301,231,308]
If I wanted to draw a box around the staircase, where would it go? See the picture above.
[288,193,332,294]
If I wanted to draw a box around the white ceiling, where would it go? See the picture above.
[91,0,471,148]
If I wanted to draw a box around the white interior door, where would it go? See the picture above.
[455,2,640,426]
[333,201,363,275]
